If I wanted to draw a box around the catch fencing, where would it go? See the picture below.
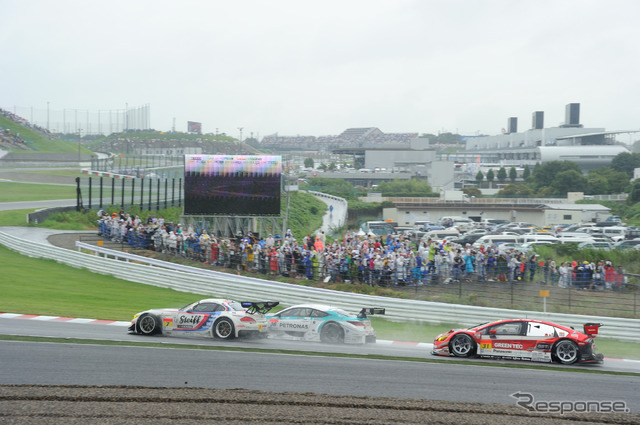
[1,230,639,342]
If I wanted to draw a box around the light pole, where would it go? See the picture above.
[77,128,82,162]
[238,127,243,143]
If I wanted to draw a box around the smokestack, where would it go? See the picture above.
[532,111,544,130]
[563,103,581,127]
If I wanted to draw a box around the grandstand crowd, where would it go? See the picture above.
[97,210,628,292]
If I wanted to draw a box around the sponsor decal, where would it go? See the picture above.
[175,313,208,330]
[278,322,309,330]
[163,318,173,327]
[480,343,492,350]
[494,342,523,349]
[536,343,551,350]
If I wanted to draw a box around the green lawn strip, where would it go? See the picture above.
[0,182,76,202]
[1,335,635,377]
[0,208,38,226]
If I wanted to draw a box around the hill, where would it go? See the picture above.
[0,115,93,154]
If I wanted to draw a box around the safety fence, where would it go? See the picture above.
[1,229,639,341]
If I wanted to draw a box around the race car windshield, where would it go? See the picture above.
[179,302,198,311]
[226,301,245,311]
[467,322,491,330]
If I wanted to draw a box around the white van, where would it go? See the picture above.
[451,217,475,233]
[585,226,627,242]
[421,229,460,242]
[520,234,559,244]
[472,235,522,248]
[556,232,595,244]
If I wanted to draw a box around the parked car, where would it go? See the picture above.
[577,241,613,251]
[128,299,279,340]
[432,319,603,365]
[266,305,385,344]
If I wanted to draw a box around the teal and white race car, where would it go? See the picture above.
[266,304,385,344]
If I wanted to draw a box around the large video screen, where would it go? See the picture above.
[184,154,282,216]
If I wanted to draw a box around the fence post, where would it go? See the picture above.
[140,178,144,210]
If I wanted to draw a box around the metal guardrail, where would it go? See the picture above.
[1,230,639,342]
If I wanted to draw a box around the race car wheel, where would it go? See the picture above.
[213,318,236,340]
[320,322,344,344]
[553,340,579,364]
[449,333,476,357]
[137,314,160,335]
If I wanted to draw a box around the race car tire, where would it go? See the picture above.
[213,318,236,340]
[449,333,476,357]
[137,313,160,335]
[553,339,579,364]
[320,322,344,344]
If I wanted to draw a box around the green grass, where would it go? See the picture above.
[0,209,36,226]
[0,242,638,360]
[0,182,76,202]
[0,115,92,153]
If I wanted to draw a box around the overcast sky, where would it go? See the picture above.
[2,0,639,140]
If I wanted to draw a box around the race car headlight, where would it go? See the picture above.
[436,335,448,342]
[132,314,140,320]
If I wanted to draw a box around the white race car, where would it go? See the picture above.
[266,304,385,344]
[128,298,279,340]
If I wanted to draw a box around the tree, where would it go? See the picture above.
[328,162,337,171]
[318,163,327,171]
[486,169,495,187]
[611,152,640,178]
[551,170,588,196]
[462,186,482,198]
[304,157,314,169]
[475,171,484,186]
[530,161,582,190]
[509,167,517,183]
[497,184,534,197]
[376,178,434,197]
[627,181,640,204]
[522,164,531,180]
[587,167,630,194]
[497,167,507,184]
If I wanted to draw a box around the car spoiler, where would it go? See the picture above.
[357,307,386,319]
[241,301,280,314]
[583,322,603,337]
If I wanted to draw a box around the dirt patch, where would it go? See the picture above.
[2,385,635,424]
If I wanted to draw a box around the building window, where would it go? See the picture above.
[563,215,572,220]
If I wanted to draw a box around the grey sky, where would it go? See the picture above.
[2,0,639,139]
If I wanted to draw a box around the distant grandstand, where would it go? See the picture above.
[261,127,418,150]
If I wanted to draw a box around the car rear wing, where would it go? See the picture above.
[241,301,280,314]
[583,322,603,337]
[357,307,386,319]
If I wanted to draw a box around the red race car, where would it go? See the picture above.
[432,319,603,365]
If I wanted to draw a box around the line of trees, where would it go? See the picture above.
[474,152,639,199]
